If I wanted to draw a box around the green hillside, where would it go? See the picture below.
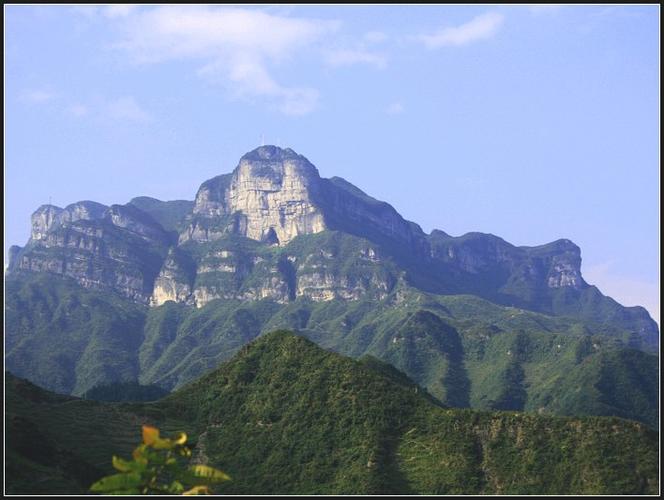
[5,332,659,494]
[5,271,659,428]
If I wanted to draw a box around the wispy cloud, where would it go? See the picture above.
[72,7,393,114]
[20,89,56,103]
[418,12,504,48]
[324,48,387,69]
[323,29,389,70]
[110,6,338,115]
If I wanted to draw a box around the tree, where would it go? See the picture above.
[90,425,230,495]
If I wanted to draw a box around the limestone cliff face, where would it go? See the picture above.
[150,248,196,306]
[182,146,326,245]
[430,231,517,274]
[31,205,65,240]
[11,146,590,309]
[181,146,429,260]
[156,233,397,308]
[429,232,586,292]
[13,202,172,303]
[538,240,584,289]
[225,149,326,245]
[12,145,655,346]
[30,201,109,241]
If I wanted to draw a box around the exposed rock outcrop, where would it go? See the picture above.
[181,146,429,255]
[30,201,109,241]
[12,202,172,303]
[7,145,657,349]
[181,147,326,245]
[150,248,196,306]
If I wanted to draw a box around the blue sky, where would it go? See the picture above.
[4,5,660,323]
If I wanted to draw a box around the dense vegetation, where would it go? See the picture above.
[83,381,169,402]
[5,332,659,494]
[6,271,659,428]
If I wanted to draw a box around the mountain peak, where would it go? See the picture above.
[235,145,320,182]
[240,145,302,163]
[185,146,326,246]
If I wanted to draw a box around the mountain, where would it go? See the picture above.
[5,145,659,426]
[5,331,659,495]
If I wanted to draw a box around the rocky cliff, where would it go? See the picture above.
[6,146,658,345]
[182,147,326,245]
[10,202,172,303]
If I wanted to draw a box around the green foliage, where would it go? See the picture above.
[5,273,147,396]
[155,332,658,495]
[5,271,659,428]
[90,425,230,495]
[83,381,169,402]
[398,410,658,495]
[5,333,659,495]
[4,372,191,494]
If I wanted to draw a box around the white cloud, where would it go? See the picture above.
[196,55,319,116]
[115,6,336,63]
[323,29,389,70]
[583,261,660,325]
[20,89,55,103]
[385,102,404,115]
[324,49,387,69]
[418,12,504,48]
[105,96,151,122]
[111,6,337,115]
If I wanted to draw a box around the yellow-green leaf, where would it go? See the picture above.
[151,438,174,450]
[173,432,187,445]
[168,480,185,494]
[142,425,175,449]
[90,472,142,492]
[111,456,133,472]
[183,485,211,495]
[188,465,231,482]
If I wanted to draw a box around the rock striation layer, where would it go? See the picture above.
[183,146,326,246]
